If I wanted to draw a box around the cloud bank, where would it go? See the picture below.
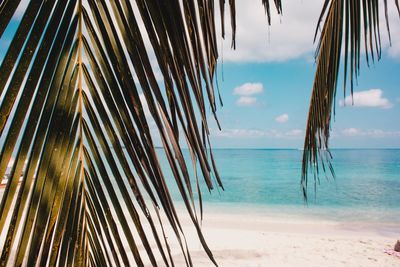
[341,128,400,138]
[212,128,304,139]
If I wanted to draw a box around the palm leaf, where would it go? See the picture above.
[0,0,281,266]
[301,0,400,199]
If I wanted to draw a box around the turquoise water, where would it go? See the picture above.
[158,149,400,223]
[2,149,398,224]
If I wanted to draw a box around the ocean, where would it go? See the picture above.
[2,149,399,225]
[158,149,400,224]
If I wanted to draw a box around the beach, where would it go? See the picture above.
[1,149,399,266]
[1,196,398,267]
[141,149,400,265]
[144,206,399,266]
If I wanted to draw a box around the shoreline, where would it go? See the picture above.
[1,187,398,266]
[174,200,400,226]
[143,205,399,266]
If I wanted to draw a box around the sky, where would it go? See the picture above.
[1,0,399,149]
[206,1,400,149]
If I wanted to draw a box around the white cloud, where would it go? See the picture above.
[341,128,400,138]
[212,128,303,139]
[236,96,257,106]
[233,82,263,106]
[218,0,324,62]
[213,129,265,138]
[216,1,400,62]
[339,89,393,109]
[233,83,264,95]
[275,113,289,123]
[379,2,400,59]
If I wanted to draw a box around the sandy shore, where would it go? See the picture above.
[1,186,398,266]
[141,207,399,267]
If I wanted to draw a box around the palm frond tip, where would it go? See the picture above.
[301,0,399,199]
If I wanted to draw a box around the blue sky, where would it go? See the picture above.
[209,57,400,148]
[205,1,400,149]
[1,0,399,149]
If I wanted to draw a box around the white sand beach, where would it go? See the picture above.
[143,207,400,267]
[1,186,398,266]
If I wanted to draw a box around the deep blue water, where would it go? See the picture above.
[158,149,400,222]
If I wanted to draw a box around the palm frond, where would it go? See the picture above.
[301,0,400,199]
[0,0,282,265]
